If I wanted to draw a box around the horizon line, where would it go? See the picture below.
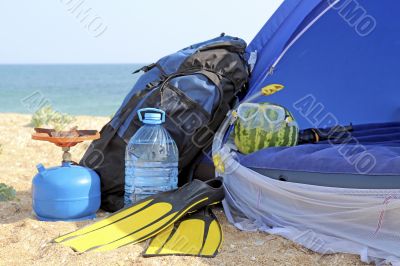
[0,62,149,65]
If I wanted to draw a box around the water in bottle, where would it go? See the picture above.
[124,108,178,206]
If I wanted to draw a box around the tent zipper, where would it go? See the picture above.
[266,0,340,76]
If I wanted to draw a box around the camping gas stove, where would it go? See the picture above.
[31,128,101,221]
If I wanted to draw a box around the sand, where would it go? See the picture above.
[0,114,368,266]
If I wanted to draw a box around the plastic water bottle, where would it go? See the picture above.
[124,108,178,206]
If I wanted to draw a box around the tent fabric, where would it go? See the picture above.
[218,0,400,264]
[221,159,400,265]
[246,0,400,128]
[246,0,322,95]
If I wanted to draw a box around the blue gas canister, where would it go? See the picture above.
[32,162,101,221]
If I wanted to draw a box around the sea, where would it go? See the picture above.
[0,64,144,116]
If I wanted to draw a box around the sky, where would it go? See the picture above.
[0,0,283,64]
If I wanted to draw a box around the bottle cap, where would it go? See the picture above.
[143,113,162,124]
[138,108,166,125]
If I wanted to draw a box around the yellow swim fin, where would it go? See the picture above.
[53,179,224,253]
[143,207,223,258]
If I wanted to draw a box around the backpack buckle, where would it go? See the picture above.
[132,63,156,74]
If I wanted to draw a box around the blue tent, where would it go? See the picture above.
[223,0,400,189]
[217,1,400,263]
[246,0,399,128]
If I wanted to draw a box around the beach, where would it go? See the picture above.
[0,113,367,266]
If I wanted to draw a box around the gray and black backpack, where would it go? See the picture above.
[80,35,249,212]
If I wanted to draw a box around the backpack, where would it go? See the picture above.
[80,35,249,212]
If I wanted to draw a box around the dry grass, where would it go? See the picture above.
[0,114,368,266]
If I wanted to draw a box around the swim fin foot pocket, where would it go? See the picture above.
[53,179,224,254]
[143,207,223,257]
